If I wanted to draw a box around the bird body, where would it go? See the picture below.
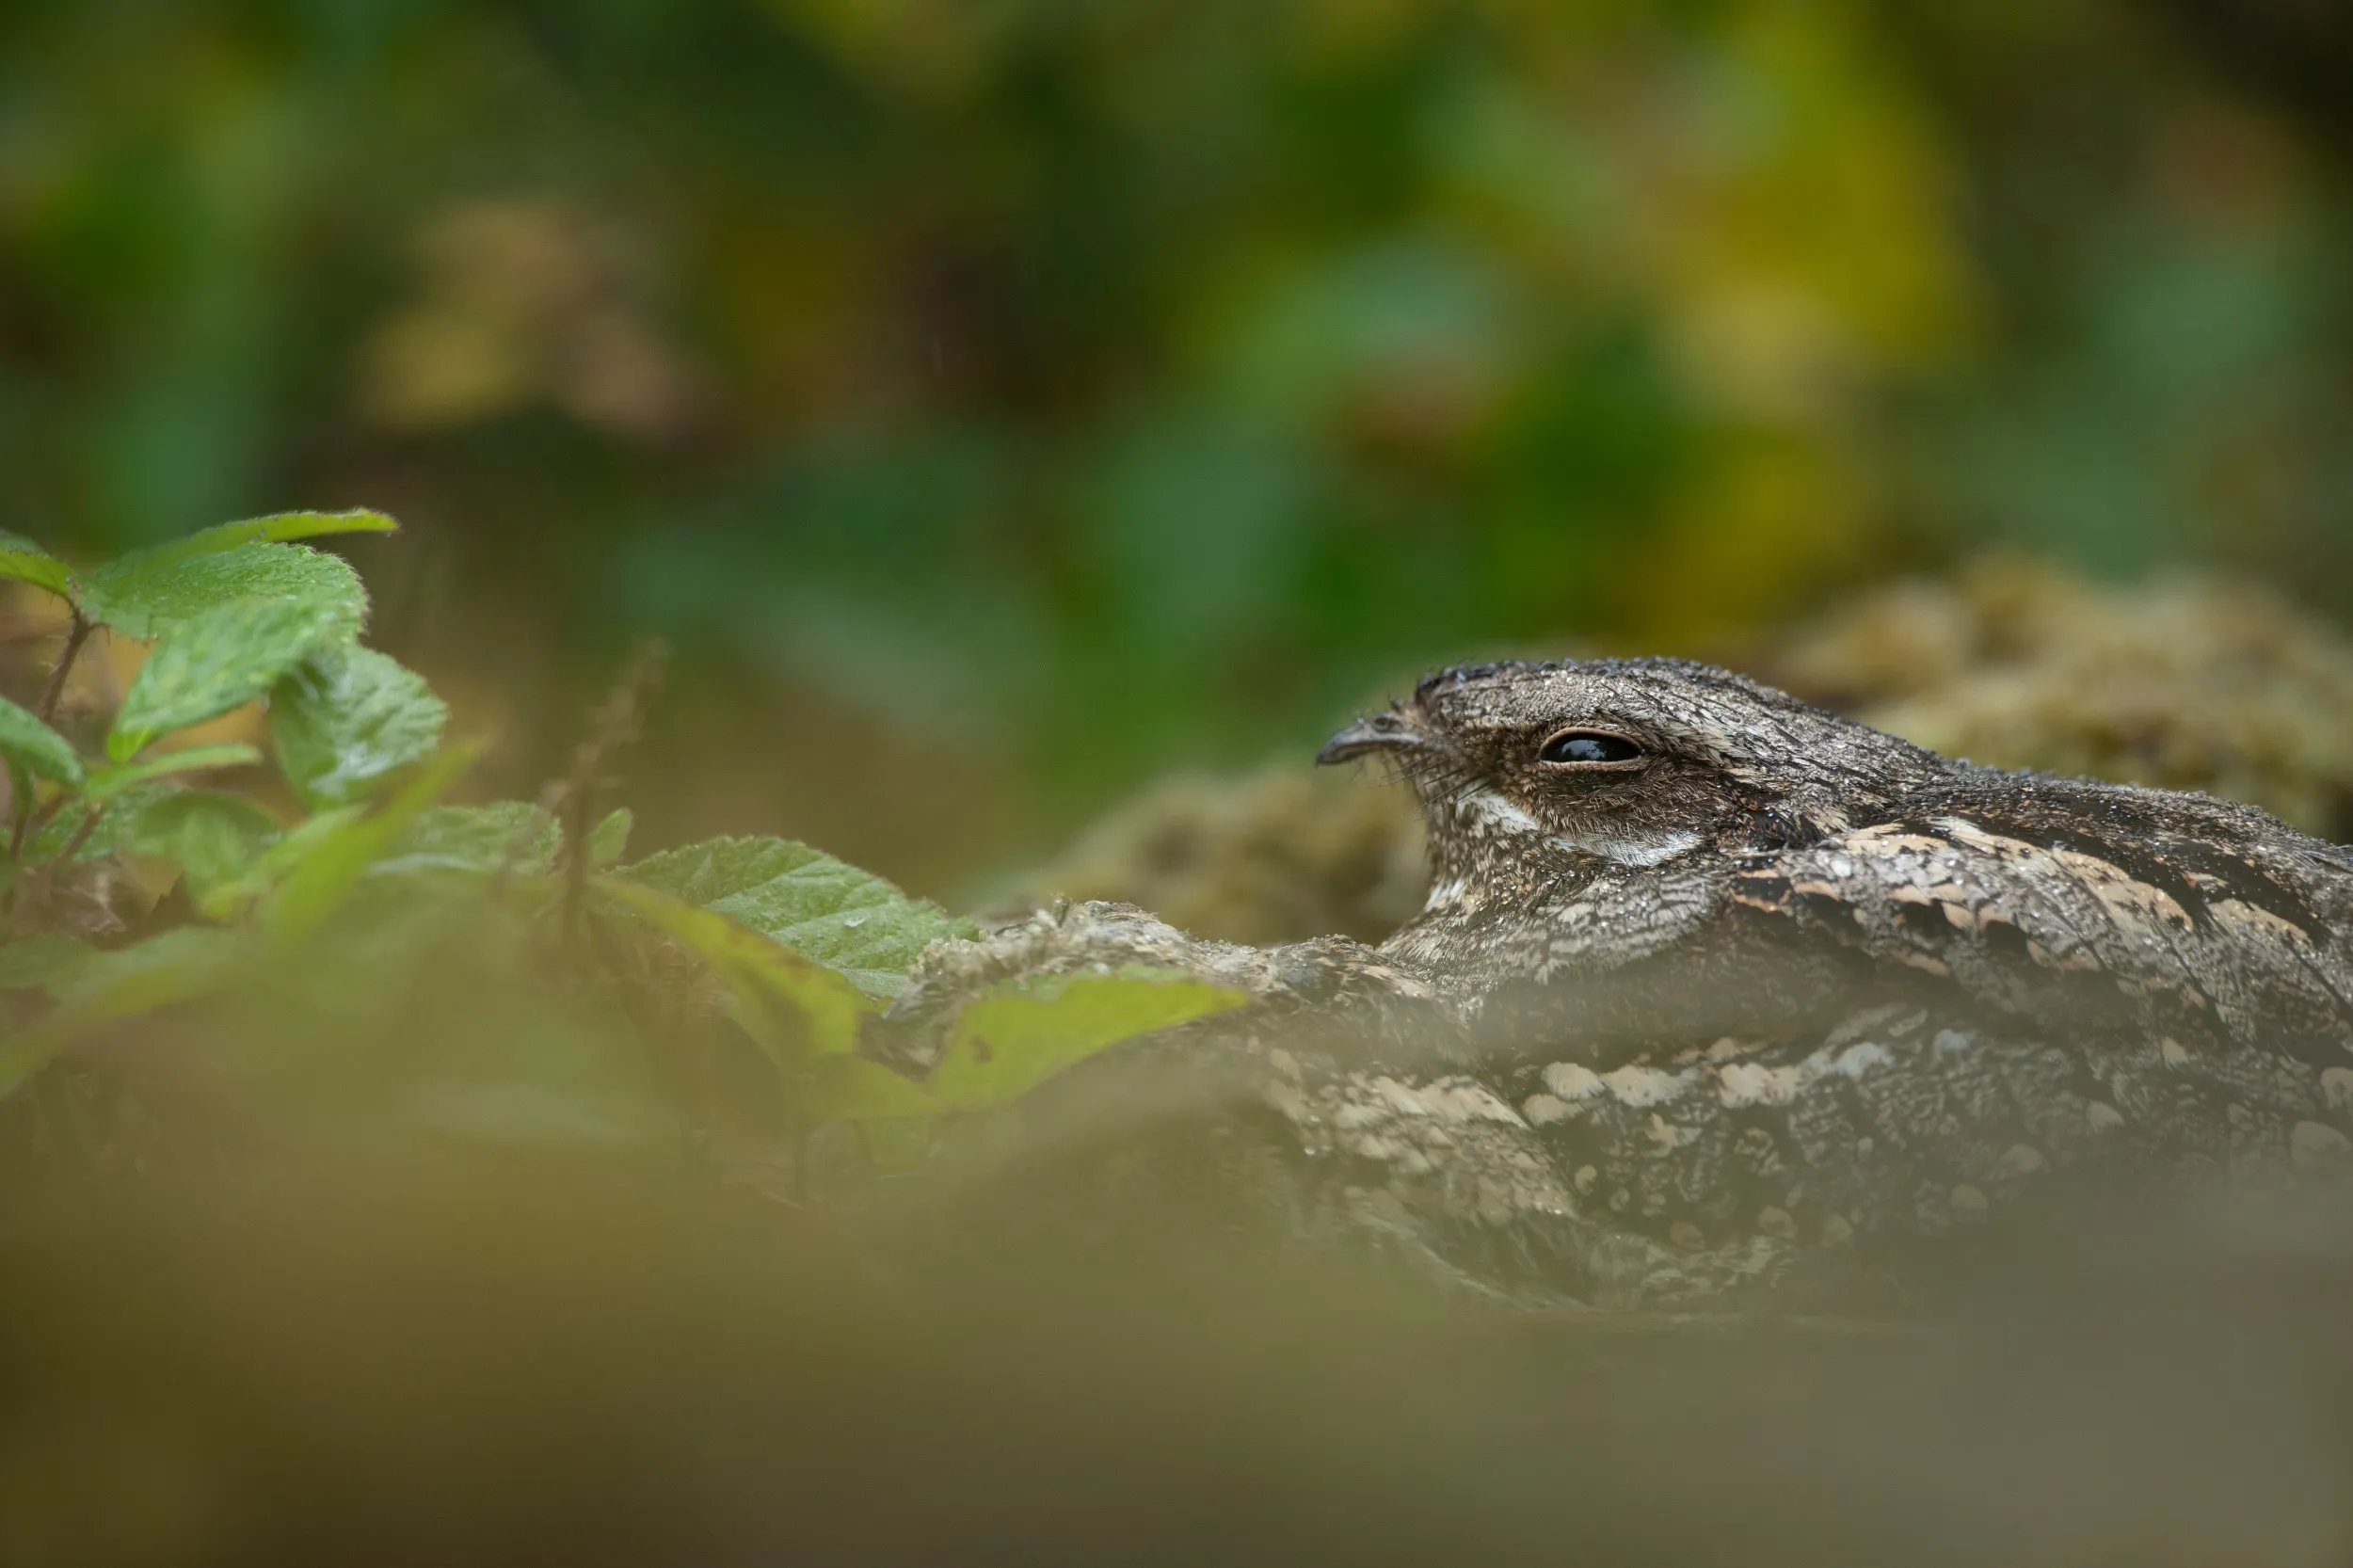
[898,658,2353,1305]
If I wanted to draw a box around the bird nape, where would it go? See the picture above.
[888,657,2353,1310]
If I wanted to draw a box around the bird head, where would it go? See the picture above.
[1319,658,1930,881]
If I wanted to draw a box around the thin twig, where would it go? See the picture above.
[7,765,74,863]
[8,611,94,868]
[49,805,104,869]
[6,775,30,863]
[565,640,667,942]
[502,639,668,941]
[7,802,105,927]
[36,611,91,726]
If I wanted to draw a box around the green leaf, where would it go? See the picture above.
[107,600,346,760]
[0,927,250,1096]
[269,645,449,808]
[587,807,633,868]
[376,801,559,876]
[928,968,1248,1112]
[26,781,184,863]
[256,744,479,947]
[0,936,96,996]
[0,532,72,598]
[143,509,398,555]
[85,743,261,800]
[124,791,280,917]
[78,541,368,643]
[617,836,977,998]
[802,1054,936,1125]
[195,804,364,914]
[0,695,83,785]
[596,876,875,1062]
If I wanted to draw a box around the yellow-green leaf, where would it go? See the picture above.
[929,967,1247,1112]
[802,1054,937,1125]
[587,807,633,868]
[161,509,399,553]
[0,532,72,599]
[195,804,365,918]
[596,876,874,1062]
[255,744,479,947]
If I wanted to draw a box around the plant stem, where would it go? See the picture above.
[541,638,667,946]
[5,776,28,864]
[11,789,70,863]
[8,612,95,865]
[562,767,596,952]
[4,762,66,862]
[36,611,91,727]
[46,805,104,870]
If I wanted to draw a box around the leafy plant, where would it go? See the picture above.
[0,513,1245,1179]
[616,836,976,999]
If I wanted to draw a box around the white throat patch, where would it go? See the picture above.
[1453,790,1700,869]
[1458,791,1541,834]
[1549,827,1702,869]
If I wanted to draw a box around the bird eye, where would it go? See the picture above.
[1536,729,1643,765]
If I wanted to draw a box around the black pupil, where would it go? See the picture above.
[1540,731,1639,764]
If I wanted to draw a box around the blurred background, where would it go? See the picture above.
[4,0,2352,898]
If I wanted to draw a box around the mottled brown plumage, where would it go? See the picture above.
[1350,658,2353,1048]
[894,658,2353,1306]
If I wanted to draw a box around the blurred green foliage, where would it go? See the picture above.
[2,0,2350,885]
[0,517,1236,1166]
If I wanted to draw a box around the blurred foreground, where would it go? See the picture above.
[4,1144,2351,1566]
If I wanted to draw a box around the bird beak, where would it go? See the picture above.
[1317,712,1425,765]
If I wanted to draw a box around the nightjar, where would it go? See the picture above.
[893,659,2353,1308]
